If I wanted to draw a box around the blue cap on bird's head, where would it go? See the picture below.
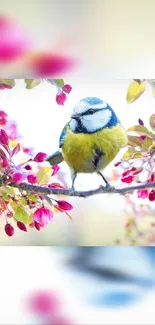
[70,96,119,133]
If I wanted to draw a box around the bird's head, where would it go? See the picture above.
[70,97,119,133]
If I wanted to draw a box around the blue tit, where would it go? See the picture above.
[46,97,127,191]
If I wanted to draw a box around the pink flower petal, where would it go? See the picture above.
[56,92,67,106]
[12,171,23,184]
[34,152,47,162]
[57,200,73,211]
[33,207,53,227]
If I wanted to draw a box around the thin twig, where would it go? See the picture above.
[5,181,155,198]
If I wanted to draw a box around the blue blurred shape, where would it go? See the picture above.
[90,290,142,308]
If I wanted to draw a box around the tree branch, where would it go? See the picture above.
[6,181,155,198]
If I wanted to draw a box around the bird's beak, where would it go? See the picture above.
[71,113,80,120]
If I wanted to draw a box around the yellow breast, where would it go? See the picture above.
[62,124,127,173]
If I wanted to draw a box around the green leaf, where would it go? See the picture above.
[14,206,32,224]
[133,152,143,158]
[127,125,154,138]
[36,167,52,185]
[2,193,9,201]
[0,79,15,87]
[47,79,64,88]
[123,151,131,160]
[141,137,153,150]
[126,80,146,104]
[29,195,38,202]
[54,79,64,88]
[24,79,41,89]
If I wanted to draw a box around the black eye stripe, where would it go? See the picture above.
[81,107,105,116]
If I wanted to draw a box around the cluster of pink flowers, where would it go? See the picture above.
[56,84,72,106]
[0,109,73,237]
[114,118,155,202]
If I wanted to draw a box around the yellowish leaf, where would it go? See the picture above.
[127,125,154,138]
[0,185,17,195]
[149,114,155,131]
[127,135,143,147]
[126,80,146,104]
[24,79,41,89]
[141,138,153,150]
[36,167,52,185]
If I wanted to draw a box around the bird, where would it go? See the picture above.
[46,97,127,191]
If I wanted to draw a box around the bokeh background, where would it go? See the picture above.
[0,0,155,78]
[0,79,154,245]
[0,247,155,324]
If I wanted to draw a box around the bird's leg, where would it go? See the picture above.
[97,171,115,191]
[69,170,77,193]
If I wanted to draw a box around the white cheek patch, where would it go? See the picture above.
[70,119,78,132]
[82,109,112,132]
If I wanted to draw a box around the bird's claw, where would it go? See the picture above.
[100,184,115,192]
[69,186,76,195]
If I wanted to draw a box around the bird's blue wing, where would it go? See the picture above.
[59,122,70,148]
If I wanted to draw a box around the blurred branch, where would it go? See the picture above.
[7,181,155,198]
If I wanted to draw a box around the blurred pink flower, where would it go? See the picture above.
[56,92,67,106]
[62,84,72,94]
[34,152,47,162]
[0,16,32,62]
[28,290,60,315]
[12,171,23,184]
[17,221,27,232]
[52,165,60,176]
[27,174,37,184]
[5,223,14,237]
[0,129,9,145]
[57,200,73,211]
[33,207,53,226]
[29,52,75,77]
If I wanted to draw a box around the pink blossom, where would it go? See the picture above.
[121,175,134,183]
[34,221,41,231]
[2,159,9,168]
[33,207,53,227]
[137,189,148,199]
[12,171,23,184]
[0,129,9,145]
[57,200,73,211]
[149,190,155,202]
[62,84,72,94]
[27,174,37,184]
[52,165,60,176]
[17,221,27,232]
[56,92,67,105]
[34,152,47,162]
[0,111,7,118]
[5,223,14,237]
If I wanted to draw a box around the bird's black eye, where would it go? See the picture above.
[88,109,94,114]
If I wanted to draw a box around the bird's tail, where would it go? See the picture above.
[46,150,64,166]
